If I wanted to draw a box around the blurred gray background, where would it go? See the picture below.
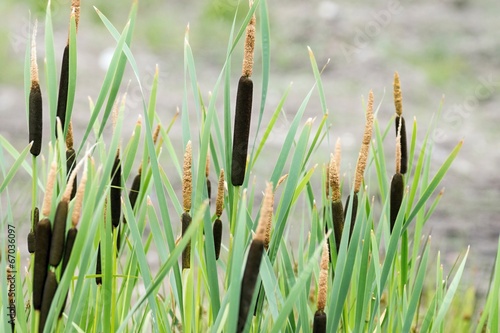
[2,0,500,298]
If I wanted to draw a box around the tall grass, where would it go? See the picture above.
[1,0,499,332]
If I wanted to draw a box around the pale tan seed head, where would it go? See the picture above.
[394,72,403,117]
[242,0,256,77]
[182,141,192,212]
[71,0,80,31]
[215,169,225,217]
[334,137,342,171]
[71,157,88,227]
[264,187,274,250]
[317,242,329,311]
[66,121,74,149]
[277,174,288,188]
[205,152,210,178]
[42,158,58,218]
[329,154,341,202]
[354,90,374,193]
[30,21,39,84]
[153,124,161,146]
[254,182,273,242]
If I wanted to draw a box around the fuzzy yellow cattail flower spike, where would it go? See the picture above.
[29,21,43,157]
[334,137,342,173]
[42,157,58,218]
[213,169,225,260]
[313,242,330,333]
[393,72,408,174]
[231,0,256,186]
[345,91,374,239]
[182,141,193,269]
[238,182,272,332]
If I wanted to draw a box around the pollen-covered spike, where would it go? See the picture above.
[334,137,342,171]
[71,0,81,32]
[42,159,58,218]
[317,242,329,311]
[393,71,403,117]
[215,169,225,217]
[255,182,273,243]
[353,90,374,193]
[329,154,341,202]
[182,141,193,212]
[242,0,256,78]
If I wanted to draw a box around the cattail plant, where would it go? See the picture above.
[313,242,330,333]
[56,0,80,137]
[110,150,122,228]
[33,218,52,311]
[182,141,193,269]
[231,0,256,186]
[29,21,42,157]
[213,169,225,260]
[27,207,39,254]
[39,270,58,333]
[238,182,272,332]
[345,90,374,237]
[393,72,407,175]
[329,154,344,255]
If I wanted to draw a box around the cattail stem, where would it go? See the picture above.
[29,21,42,157]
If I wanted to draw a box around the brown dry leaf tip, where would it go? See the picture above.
[62,157,84,203]
[334,137,342,171]
[182,141,193,212]
[317,242,329,311]
[71,157,88,227]
[255,182,273,243]
[394,71,403,117]
[329,154,341,202]
[354,90,374,193]
[205,152,210,177]
[42,159,58,218]
[152,124,161,145]
[215,169,225,217]
[30,21,39,84]
[395,125,402,174]
[277,174,288,188]
[242,0,256,77]
[138,163,143,175]
[66,121,74,149]
[71,0,81,31]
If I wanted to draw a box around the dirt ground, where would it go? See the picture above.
[2,0,500,300]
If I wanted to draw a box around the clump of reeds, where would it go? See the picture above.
[345,91,374,237]
[237,182,272,332]
[231,0,256,186]
[390,72,407,232]
[213,169,225,260]
[182,141,193,269]
[29,21,42,157]
[313,242,330,332]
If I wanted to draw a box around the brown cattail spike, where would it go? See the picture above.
[317,242,329,311]
[56,43,70,137]
[395,128,401,175]
[213,219,223,260]
[393,72,403,117]
[29,21,43,157]
[110,151,122,228]
[182,141,192,212]
[152,124,161,145]
[215,169,225,217]
[181,212,192,269]
[390,173,404,232]
[353,91,374,193]
[33,218,52,310]
[42,160,58,218]
[66,121,74,149]
[242,0,256,78]
[39,271,58,332]
[49,200,68,266]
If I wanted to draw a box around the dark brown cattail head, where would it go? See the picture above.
[95,244,102,285]
[231,76,253,186]
[390,173,404,232]
[181,212,192,269]
[213,218,223,260]
[353,91,374,194]
[49,200,68,267]
[395,116,408,175]
[331,200,344,255]
[215,169,225,217]
[344,193,358,240]
[182,141,192,212]
[110,151,122,228]
[56,44,69,138]
[128,173,141,210]
[60,227,77,318]
[237,239,264,333]
[312,311,327,333]
[29,21,43,157]
[39,271,58,333]
[33,218,52,310]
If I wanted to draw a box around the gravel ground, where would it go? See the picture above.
[2,0,500,301]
